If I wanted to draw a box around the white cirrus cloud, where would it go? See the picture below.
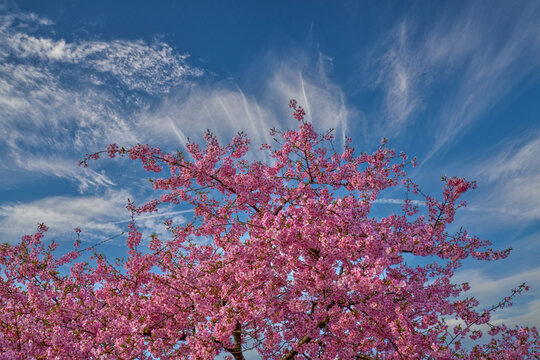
[136,50,355,156]
[452,266,540,328]
[466,133,540,222]
[0,10,201,191]
[0,190,131,243]
[137,85,277,150]
[266,51,353,143]
[0,190,193,245]
[7,34,201,94]
[373,198,426,206]
[367,1,540,155]
[371,21,423,131]
[475,136,540,183]
[12,155,116,192]
[1,11,202,94]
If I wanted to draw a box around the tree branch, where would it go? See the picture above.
[278,316,330,360]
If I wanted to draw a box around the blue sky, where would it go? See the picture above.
[1,0,539,343]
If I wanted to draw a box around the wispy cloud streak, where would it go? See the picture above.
[427,2,540,160]
[453,266,540,327]
[471,134,540,221]
[0,10,201,191]
[0,190,130,242]
[373,22,422,131]
[2,12,201,94]
[374,198,426,206]
[137,51,353,153]
[369,1,540,156]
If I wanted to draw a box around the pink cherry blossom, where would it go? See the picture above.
[1,101,538,359]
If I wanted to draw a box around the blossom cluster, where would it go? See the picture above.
[1,102,538,359]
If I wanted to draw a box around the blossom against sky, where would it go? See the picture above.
[1,0,539,342]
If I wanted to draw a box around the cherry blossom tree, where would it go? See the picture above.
[1,100,538,359]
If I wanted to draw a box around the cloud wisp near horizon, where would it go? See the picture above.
[1,0,539,344]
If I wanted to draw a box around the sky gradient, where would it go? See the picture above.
[1,0,539,352]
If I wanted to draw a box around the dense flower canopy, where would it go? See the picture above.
[0,101,538,359]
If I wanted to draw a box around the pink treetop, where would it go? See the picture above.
[1,100,538,359]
